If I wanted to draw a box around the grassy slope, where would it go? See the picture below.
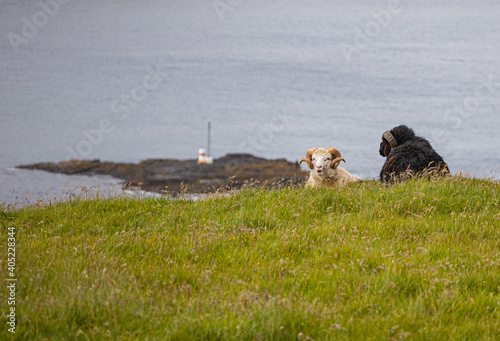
[1,176,500,340]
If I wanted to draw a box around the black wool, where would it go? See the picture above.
[379,125,449,184]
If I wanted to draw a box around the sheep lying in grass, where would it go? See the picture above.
[379,125,450,184]
[300,148,362,188]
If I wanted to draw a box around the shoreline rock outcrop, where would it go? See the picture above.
[18,154,308,193]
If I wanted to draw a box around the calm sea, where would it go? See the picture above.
[1,0,499,204]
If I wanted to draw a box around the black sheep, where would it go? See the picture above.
[379,125,450,184]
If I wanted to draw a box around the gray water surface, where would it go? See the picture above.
[1,0,499,204]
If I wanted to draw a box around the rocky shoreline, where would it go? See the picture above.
[18,154,308,194]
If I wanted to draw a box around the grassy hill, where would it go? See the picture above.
[1,176,499,340]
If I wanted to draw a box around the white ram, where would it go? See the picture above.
[299,148,362,188]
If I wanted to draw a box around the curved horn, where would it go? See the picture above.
[325,147,341,159]
[331,157,346,169]
[326,148,346,169]
[299,148,317,169]
[383,130,398,149]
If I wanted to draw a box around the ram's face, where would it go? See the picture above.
[311,150,333,176]
[379,139,391,157]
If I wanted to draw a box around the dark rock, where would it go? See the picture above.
[18,154,308,193]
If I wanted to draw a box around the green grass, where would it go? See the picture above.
[1,175,500,340]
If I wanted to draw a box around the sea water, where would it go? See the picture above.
[1,0,499,205]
